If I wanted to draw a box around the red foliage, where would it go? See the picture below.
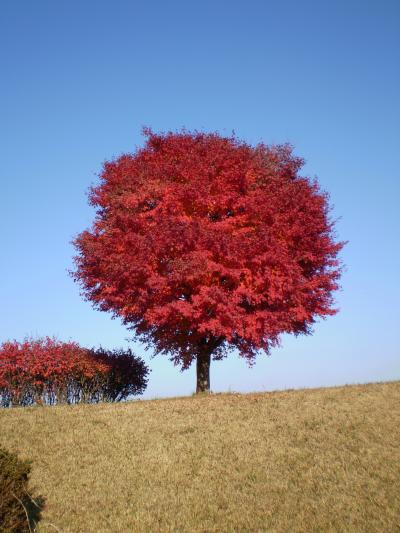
[72,129,344,372]
[0,338,148,406]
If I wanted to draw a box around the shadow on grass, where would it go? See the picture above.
[23,492,46,531]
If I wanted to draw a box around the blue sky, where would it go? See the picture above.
[1,0,399,398]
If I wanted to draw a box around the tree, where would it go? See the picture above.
[72,129,344,393]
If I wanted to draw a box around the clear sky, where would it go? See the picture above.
[1,0,399,398]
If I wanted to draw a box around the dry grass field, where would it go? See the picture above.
[0,381,399,532]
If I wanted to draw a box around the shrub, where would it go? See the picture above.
[0,338,149,407]
[92,347,150,401]
[0,447,34,532]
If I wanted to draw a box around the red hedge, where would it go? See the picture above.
[0,338,149,407]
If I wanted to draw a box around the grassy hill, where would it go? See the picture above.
[1,381,399,532]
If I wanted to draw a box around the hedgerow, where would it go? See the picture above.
[0,338,149,407]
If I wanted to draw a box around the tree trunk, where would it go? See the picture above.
[196,349,211,393]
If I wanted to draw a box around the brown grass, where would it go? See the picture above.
[0,381,399,532]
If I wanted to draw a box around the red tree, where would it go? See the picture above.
[72,129,344,392]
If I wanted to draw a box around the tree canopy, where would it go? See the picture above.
[72,129,344,392]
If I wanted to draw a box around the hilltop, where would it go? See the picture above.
[1,381,399,532]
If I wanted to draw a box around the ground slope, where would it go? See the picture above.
[0,381,399,532]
